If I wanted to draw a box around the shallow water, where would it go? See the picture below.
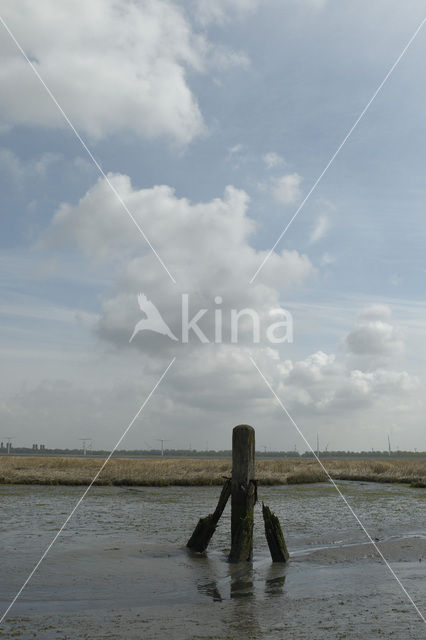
[0,481,425,638]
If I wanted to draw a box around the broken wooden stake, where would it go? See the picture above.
[228,424,256,563]
[262,502,289,562]
[187,479,231,552]
[186,425,290,565]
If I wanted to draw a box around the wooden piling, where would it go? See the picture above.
[262,503,289,562]
[228,424,256,563]
[186,479,231,553]
[186,424,290,564]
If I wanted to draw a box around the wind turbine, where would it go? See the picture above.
[156,438,170,457]
[79,438,92,456]
[2,437,14,454]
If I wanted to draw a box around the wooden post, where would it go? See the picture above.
[262,503,289,562]
[228,424,256,563]
[186,479,231,553]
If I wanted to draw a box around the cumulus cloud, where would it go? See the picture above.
[272,173,303,205]
[32,173,420,449]
[207,45,250,70]
[192,0,326,25]
[0,0,207,143]
[41,173,314,351]
[344,305,404,361]
[321,368,418,412]
[1,299,420,449]
[357,305,392,323]
[273,318,417,415]
[226,143,250,168]
[309,215,330,244]
[193,0,261,25]
[320,252,335,266]
[3,319,418,447]
[262,152,284,169]
[0,148,62,182]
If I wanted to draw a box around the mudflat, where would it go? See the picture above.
[1,482,425,638]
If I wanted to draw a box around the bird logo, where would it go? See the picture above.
[129,293,178,343]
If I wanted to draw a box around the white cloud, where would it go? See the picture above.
[229,144,245,156]
[31,175,422,449]
[207,45,250,70]
[0,148,62,182]
[226,143,250,168]
[0,0,205,143]
[309,215,330,244]
[193,0,261,25]
[272,173,303,205]
[345,305,404,359]
[357,305,392,323]
[346,322,403,356]
[2,327,419,449]
[275,315,417,415]
[0,401,13,416]
[41,173,314,352]
[0,0,423,452]
[262,152,284,169]
[389,274,402,286]
[320,252,335,265]
[192,0,327,25]
[1,293,421,449]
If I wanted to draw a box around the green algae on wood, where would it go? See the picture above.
[262,502,289,562]
[228,425,256,563]
[186,479,231,552]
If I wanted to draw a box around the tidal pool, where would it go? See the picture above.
[0,481,425,638]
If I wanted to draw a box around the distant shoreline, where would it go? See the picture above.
[0,456,425,488]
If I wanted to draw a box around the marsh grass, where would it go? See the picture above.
[0,456,425,487]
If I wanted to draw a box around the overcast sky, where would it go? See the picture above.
[1,0,426,452]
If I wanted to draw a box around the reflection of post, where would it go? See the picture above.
[229,424,256,563]
[230,564,254,598]
[264,564,286,596]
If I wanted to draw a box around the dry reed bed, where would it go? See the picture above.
[0,457,425,487]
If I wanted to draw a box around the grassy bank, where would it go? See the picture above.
[0,456,425,487]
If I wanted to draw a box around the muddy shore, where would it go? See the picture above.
[1,482,425,639]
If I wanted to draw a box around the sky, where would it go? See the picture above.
[1,0,426,452]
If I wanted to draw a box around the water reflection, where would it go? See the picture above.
[197,562,286,602]
[230,565,254,599]
[199,581,223,602]
[264,565,286,596]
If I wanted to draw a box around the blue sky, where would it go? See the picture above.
[1,0,426,451]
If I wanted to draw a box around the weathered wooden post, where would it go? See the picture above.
[228,424,256,563]
[186,479,231,553]
[262,503,289,562]
[187,423,289,564]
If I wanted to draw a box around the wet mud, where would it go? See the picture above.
[0,481,424,638]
